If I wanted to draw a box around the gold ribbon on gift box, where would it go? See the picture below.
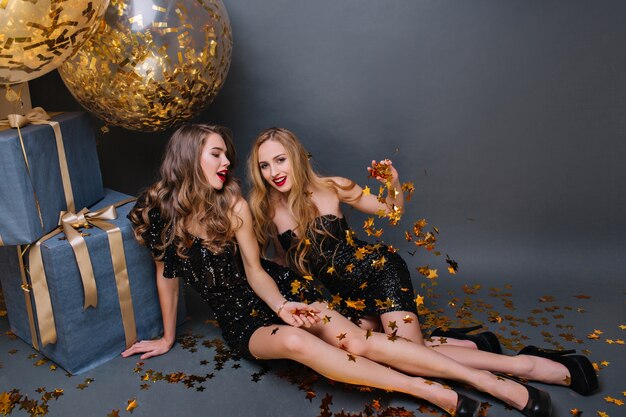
[0,107,74,246]
[21,197,137,349]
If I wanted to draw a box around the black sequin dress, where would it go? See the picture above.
[278,215,416,319]
[130,200,326,360]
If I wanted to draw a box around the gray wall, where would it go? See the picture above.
[30,0,626,284]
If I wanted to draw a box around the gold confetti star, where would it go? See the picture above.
[126,399,138,413]
[336,333,347,341]
[387,331,399,342]
[322,315,331,324]
[329,294,342,309]
[365,329,373,340]
[570,409,581,416]
[362,186,371,195]
[372,399,381,411]
[347,353,357,362]
[415,294,424,307]
[345,298,366,311]
[597,412,609,417]
[290,280,301,294]
[371,256,387,269]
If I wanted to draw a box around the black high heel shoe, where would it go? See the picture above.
[454,393,481,417]
[497,374,552,417]
[517,345,599,395]
[520,382,552,417]
[429,325,502,354]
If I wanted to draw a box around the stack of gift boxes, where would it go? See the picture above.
[0,110,179,374]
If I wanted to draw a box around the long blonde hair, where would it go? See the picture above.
[247,127,354,275]
[130,124,241,258]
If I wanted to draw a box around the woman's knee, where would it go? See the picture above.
[249,327,312,359]
[277,329,312,356]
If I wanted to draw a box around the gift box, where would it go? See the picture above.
[0,189,185,374]
[0,110,104,246]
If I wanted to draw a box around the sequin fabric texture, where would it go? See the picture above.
[278,215,416,319]
[129,199,324,359]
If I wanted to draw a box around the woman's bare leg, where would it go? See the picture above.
[379,310,478,349]
[431,345,570,385]
[379,311,568,385]
[357,315,382,332]
[249,325,460,413]
[309,303,531,410]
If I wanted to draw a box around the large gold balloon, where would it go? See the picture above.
[0,0,109,85]
[58,0,232,132]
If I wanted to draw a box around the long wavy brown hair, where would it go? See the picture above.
[247,127,355,276]
[130,124,241,258]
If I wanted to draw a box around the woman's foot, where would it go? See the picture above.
[453,393,481,417]
[495,374,552,417]
[412,381,480,417]
[518,383,552,417]
[430,325,503,354]
[518,346,599,395]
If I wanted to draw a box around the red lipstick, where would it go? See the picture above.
[273,176,286,187]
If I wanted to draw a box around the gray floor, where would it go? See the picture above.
[1,241,624,417]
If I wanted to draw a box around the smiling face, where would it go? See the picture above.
[200,132,230,190]
[257,139,292,193]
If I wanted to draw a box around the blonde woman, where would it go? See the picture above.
[246,126,597,404]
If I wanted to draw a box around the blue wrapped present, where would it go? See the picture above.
[0,109,104,246]
[0,189,184,374]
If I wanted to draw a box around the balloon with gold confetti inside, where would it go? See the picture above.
[0,0,109,85]
[58,0,232,132]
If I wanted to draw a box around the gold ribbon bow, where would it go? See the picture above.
[0,107,74,246]
[26,198,136,348]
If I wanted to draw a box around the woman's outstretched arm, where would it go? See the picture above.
[232,197,320,327]
[121,261,179,359]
